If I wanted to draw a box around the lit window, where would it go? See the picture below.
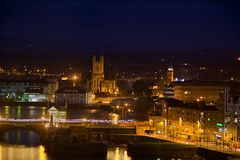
[234,118,238,123]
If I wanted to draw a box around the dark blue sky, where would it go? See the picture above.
[0,0,239,55]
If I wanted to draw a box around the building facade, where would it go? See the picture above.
[55,87,94,105]
[149,98,218,141]
[173,80,240,105]
[0,79,58,102]
[100,80,118,94]
[223,88,240,144]
[163,85,174,98]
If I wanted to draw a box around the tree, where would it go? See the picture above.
[132,79,154,97]
[116,80,131,96]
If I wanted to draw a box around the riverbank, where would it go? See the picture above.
[138,134,240,160]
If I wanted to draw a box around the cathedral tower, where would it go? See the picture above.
[91,55,104,92]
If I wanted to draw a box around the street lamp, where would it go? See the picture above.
[72,74,78,87]
[126,108,133,120]
[115,104,131,121]
[163,104,169,136]
[196,120,202,145]
[122,103,129,121]
[179,117,182,127]
[115,105,124,120]
[178,117,182,138]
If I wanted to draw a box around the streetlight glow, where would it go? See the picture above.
[72,75,78,80]
[72,74,79,87]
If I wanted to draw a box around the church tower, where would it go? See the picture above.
[166,65,174,85]
[91,55,104,92]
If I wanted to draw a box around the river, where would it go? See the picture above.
[0,129,133,160]
[0,143,131,160]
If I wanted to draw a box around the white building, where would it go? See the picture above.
[55,87,94,105]
[48,106,66,126]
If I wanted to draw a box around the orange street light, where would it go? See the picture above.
[72,74,79,87]
[73,75,78,80]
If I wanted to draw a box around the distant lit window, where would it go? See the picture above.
[234,118,238,123]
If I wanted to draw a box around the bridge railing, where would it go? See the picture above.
[0,118,135,123]
[0,118,48,122]
[0,118,136,127]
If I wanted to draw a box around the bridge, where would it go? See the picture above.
[0,118,137,141]
[0,118,135,126]
[0,118,239,159]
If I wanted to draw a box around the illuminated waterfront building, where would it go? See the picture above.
[149,98,218,141]
[222,88,240,144]
[55,87,94,105]
[0,79,58,102]
[171,81,240,143]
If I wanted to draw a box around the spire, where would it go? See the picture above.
[167,63,174,85]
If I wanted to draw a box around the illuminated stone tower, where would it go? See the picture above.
[166,66,174,85]
[91,55,104,92]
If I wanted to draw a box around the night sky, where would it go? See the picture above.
[0,0,240,57]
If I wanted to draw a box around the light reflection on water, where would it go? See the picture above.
[106,147,131,160]
[0,144,132,160]
[0,105,109,119]
[0,129,132,160]
[0,145,48,160]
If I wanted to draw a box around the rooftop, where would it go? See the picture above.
[56,87,88,94]
[158,98,217,111]
[173,80,240,87]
